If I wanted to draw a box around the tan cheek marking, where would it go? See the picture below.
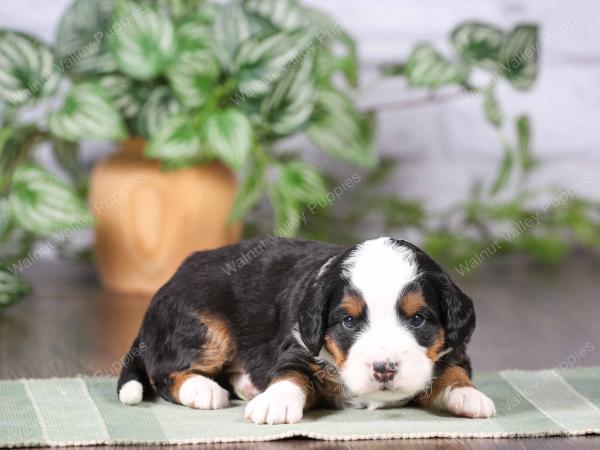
[324,334,347,367]
[417,365,473,408]
[426,329,446,361]
[340,293,365,317]
[400,291,426,317]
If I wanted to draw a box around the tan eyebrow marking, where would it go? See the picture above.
[400,291,426,316]
[339,292,366,317]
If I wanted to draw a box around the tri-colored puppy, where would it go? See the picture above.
[118,237,495,424]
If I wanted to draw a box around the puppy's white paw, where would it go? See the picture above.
[230,372,259,401]
[119,380,143,405]
[178,375,230,410]
[442,386,496,418]
[244,380,306,425]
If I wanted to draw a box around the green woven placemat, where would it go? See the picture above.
[2,367,600,447]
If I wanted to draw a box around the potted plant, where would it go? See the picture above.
[0,0,374,301]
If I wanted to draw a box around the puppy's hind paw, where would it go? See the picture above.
[443,386,496,418]
[178,375,230,410]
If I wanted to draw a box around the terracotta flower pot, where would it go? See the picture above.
[89,138,241,295]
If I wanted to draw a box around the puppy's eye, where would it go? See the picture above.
[408,313,425,328]
[342,316,356,329]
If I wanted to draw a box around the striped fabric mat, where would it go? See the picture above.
[1,367,600,447]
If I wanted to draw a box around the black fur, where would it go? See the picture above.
[118,237,477,404]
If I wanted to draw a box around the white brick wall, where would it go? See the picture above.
[1,0,599,208]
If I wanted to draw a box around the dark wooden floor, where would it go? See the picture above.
[1,254,599,449]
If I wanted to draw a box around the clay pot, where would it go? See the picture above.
[89,138,241,295]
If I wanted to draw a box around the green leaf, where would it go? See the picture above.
[270,183,301,237]
[166,48,220,109]
[500,24,539,90]
[55,0,117,75]
[260,53,315,135]
[145,114,202,167]
[110,0,176,80]
[279,161,327,203]
[483,87,503,127]
[99,75,147,120]
[306,88,375,168]
[516,115,534,172]
[0,268,31,308]
[0,31,61,106]
[205,108,252,170]
[243,0,308,30]
[490,144,514,195]
[404,44,468,89]
[229,161,266,223]
[49,83,126,142]
[234,30,313,98]
[451,22,505,70]
[212,0,255,72]
[0,197,12,239]
[380,63,405,77]
[136,86,183,138]
[0,126,37,190]
[51,137,84,185]
[8,163,91,235]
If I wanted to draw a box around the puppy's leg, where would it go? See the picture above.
[244,372,316,425]
[148,312,234,410]
[418,365,496,418]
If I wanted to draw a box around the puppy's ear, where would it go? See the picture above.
[437,273,476,349]
[297,258,338,355]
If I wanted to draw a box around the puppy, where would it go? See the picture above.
[117,237,495,424]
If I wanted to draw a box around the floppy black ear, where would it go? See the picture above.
[296,259,339,356]
[297,279,331,355]
[437,273,476,349]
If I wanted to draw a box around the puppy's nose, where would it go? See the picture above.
[373,360,397,383]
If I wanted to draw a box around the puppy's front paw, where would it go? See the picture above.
[244,380,306,425]
[443,386,496,418]
[178,375,230,410]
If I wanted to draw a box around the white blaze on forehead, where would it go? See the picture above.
[338,238,432,401]
[343,237,417,316]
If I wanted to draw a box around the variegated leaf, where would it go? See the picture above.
[145,114,202,166]
[8,163,91,235]
[99,74,150,120]
[306,88,375,168]
[0,269,31,308]
[278,161,327,203]
[243,0,308,30]
[48,83,126,142]
[404,44,468,89]
[0,126,36,188]
[110,1,176,80]
[0,31,61,106]
[136,86,183,138]
[212,0,255,72]
[205,108,252,170]
[166,48,220,108]
[55,0,117,75]
[234,30,313,98]
[483,87,503,128]
[500,25,539,90]
[451,22,505,70]
[229,161,266,223]
[260,53,315,135]
[270,183,301,237]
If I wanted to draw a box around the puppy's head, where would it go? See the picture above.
[297,237,475,402]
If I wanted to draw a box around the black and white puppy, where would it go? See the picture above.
[118,237,495,424]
